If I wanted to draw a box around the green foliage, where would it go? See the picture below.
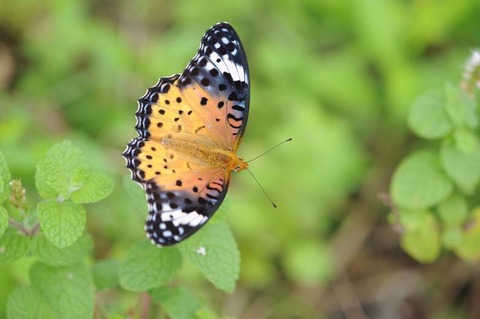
[7,286,56,319]
[31,234,93,267]
[390,73,480,263]
[36,141,113,203]
[399,209,441,263]
[29,262,94,319]
[70,172,115,204]
[178,222,240,293]
[150,286,201,319]
[119,242,181,292]
[408,89,453,139]
[0,231,30,264]
[391,151,453,209]
[37,200,86,248]
[0,140,114,317]
[92,260,120,290]
[440,139,480,194]
[35,141,87,200]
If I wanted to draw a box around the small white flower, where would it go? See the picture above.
[462,49,480,93]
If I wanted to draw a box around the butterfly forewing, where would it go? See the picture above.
[179,22,250,150]
[123,22,249,246]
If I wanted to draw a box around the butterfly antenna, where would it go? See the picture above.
[245,169,277,208]
[246,138,292,163]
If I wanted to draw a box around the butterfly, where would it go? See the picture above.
[123,22,250,246]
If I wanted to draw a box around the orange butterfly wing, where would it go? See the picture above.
[123,22,249,246]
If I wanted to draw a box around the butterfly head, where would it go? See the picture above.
[233,156,248,172]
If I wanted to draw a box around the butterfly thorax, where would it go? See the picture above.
[161,136,248,172]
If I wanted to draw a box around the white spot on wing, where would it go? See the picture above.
[209,51,246,83]
[161,210,207,227]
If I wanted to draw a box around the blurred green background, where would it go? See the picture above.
[0,0,479,317]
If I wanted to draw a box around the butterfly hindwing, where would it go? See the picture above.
[144,169,230,245]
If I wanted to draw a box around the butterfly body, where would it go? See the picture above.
[123,22,250,246]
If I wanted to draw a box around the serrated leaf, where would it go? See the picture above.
[36,140,87,199]
[0,206,8,239]
[399,210,441,263]
[151,286,201,319]
[32,233,92,266]
[30,262,94,319]
[440,140,480,194]
[37,199,86,248]
[71,172,114,204]
[391,150,453,209]
[6,286,57,319]
[407,89,452,139]
[178,222,239,293]
[437,195,468,228]
[0,152,11,204]
[444,82,478,129]
[92,260,119,290]
[0,230,29,264]
[119,241,181,292]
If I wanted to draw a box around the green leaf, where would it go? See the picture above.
[70,172,114,204]
[437,195,468,228]
[30,262,94,319]
[151,286,201,319]
[7,286,57,319]
[453,128,480,154]
[122,175,146,213]
[444,82,478,129]
[442,228,463,250]
[209,197,230,224]
[391,150,453,209]
[0,230,30,264]
[37,199,86,248]
[440,140,480,194]
[453,207,480,262]
[119,241,181,292]
[0,206,8,239]
[36,140,87,199]
[92,260,119,290]
[408,89,452,139]
[0,151,11,204]
[399,209,441,263]
[178,222,239,293]
[32,233,93,266]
